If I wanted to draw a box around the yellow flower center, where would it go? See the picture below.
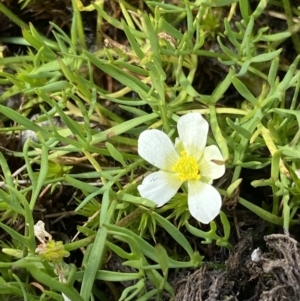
[172,151,201,182]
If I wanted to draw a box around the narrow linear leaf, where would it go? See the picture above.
[151,211,194,258]
[232,77,257,104]
[251,49,282,63]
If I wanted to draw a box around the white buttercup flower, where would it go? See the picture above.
[138,112,225,224]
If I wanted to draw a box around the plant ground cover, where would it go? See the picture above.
[0,0,300,300]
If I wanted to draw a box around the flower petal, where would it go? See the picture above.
[138,171,182,207]
[138,129,179,170]
[200,145,225,180]
[187,181,222,224]
[177,113,209,160]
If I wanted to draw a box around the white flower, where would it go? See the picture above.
[138,112,225,224]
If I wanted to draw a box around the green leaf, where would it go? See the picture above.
[226,178,243,197]
[0,223,29,248]
[268,56,279,86]
[238,197,284,226]
[0,188,23,215]
[220,211,231,240]
[119,194,156,208]
[178,71,200,97]
[158,19,183,40]
[260,32,291,42]
[29,144,49,210]
[224,18,240,49]
[251,49,282,63]
[75,269,140,282]
[0,105,48,136]
[143,12,160,60]
[209,106,229,160]
[232,77,257,104]
[80,199,117,301]
[211,67,235,103]
[122,20,145,60]
[64,175,100,194]
[155,244,169,278]
[226,117,252,139]
[277,55,300,91]
[84,50,151,98]
[151,211,194,259]
[29,266,84,301]
[91,113,158,145]
[104,223,196,268]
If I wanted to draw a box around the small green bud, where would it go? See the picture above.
[36,240,70,264]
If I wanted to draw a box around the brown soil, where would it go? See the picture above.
[174,233,300,301]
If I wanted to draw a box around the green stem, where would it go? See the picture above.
[65,235,96,252]
[232,165,242,183]
[282,197,290,231]
[282,0,300,54]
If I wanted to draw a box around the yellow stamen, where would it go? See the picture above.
[172,151,200,182]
